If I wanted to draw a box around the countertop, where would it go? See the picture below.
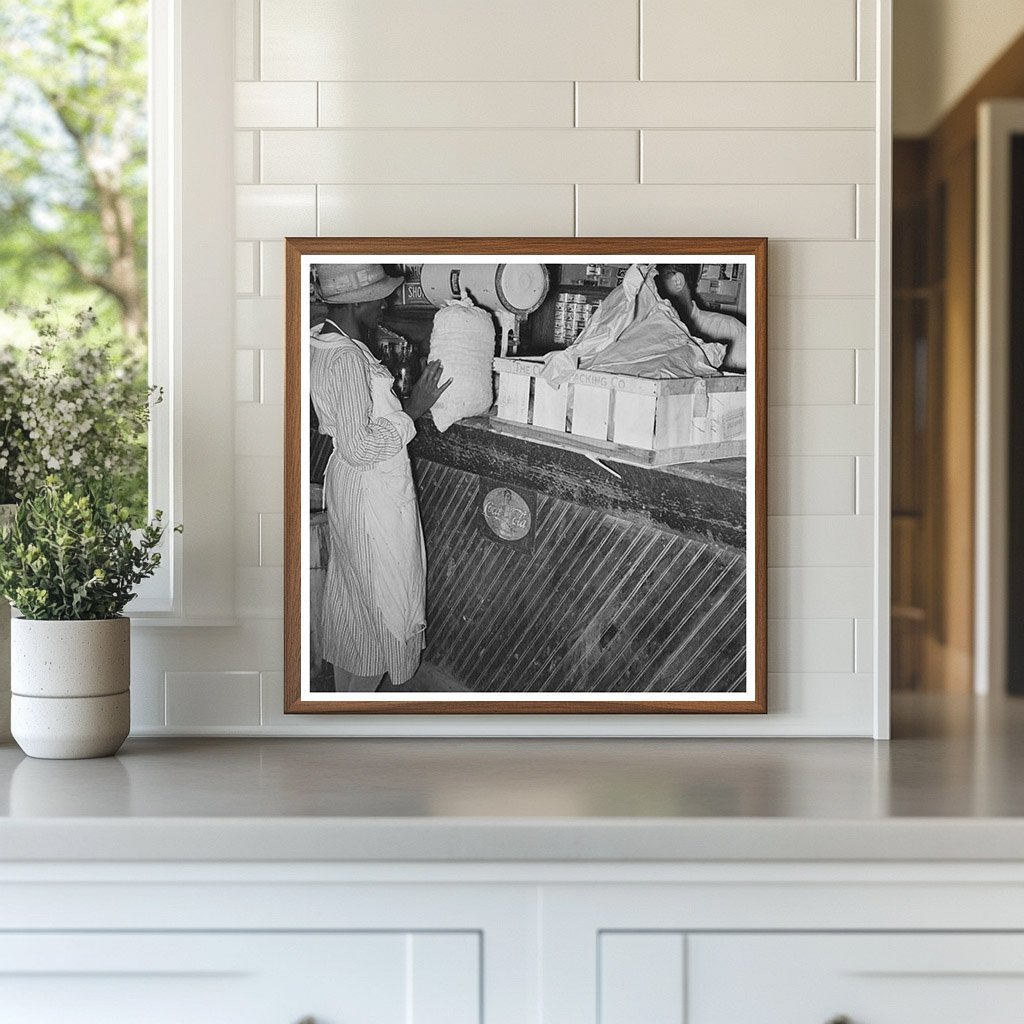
[2,693,1024,862]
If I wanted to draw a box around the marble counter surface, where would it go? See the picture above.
[1,693,1023,862]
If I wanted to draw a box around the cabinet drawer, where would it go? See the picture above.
[688,933,1024,1024]
[0,932,480,1024]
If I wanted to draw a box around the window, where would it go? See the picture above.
[1,0,237,621]
[0,0,150,519]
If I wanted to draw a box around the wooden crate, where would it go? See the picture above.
[492,357,745,467]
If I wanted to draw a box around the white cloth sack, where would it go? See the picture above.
[541,264,724,384]
[427,297,495,432]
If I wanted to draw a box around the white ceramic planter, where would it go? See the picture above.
[10,692,130,760]
[10,617,131,759]
[11,618,130,698]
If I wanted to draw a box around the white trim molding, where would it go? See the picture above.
[129,0,236,622]
[975,100,1024,697]
[874,0,893,739]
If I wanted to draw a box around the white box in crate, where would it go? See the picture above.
[493,357,745,466]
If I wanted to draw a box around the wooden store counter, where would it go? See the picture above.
[407,415,746,696]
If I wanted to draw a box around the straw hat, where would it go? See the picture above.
[315,263,404,303]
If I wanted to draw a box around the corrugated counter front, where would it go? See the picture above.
[406,415,746,695]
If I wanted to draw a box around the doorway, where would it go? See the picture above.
[891,23,1024,695]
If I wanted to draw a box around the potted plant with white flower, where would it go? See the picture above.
[1,304,154,519]
[0,303,162,756]
[0,480,170,758]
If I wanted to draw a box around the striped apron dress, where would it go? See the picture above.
[309,322,426,686]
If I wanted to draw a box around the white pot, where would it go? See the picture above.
[0,502,15,744]
[10,617,131,759]
[11,692,130,760]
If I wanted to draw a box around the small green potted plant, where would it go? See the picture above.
[0,302,158,752]
[0,480,170,758]
[0,481,169,761]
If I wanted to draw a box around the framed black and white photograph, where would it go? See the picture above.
[284,238,766,714]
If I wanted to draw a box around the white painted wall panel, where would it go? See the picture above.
[235,185,316,238]
[769,351,856,406]
[261,130,639,185]
[234,0,256,81]
[235,404,283,458]
[857,183,876,239]
[765,671,873,732]
[235,298,285,351]
[235,242,255,294]
[235,350,259,403]
[261,671,316,729]
[259,241,285,297]
[859,0,878,80]
[856,349,875,403]
[318,184,575,237]
[260,349,285,404]
[768,516,874,567]
[771,568,874,619]
[770,242,875,296]
[320,82,574,128]
[855,618,874,674]
[259,514,284,567]
[643,130,875,185]
[235,82,317,127]
[235,456,283,512]
[235,567,283,619]
[769,406,875,456]
[577,184,855,238]
[262,1,638,82]
[165,672,262,728]
[642,0,858,81]
[236,512,260,567]
[137,622,283,681]
[768,457,856,515]
[165,0,887,737]
[769,297,875,349]
[234,131,256,184]
[130,665,165,728]
[578,82,874,129]
[769,619,855,673]
[856,456,875,514]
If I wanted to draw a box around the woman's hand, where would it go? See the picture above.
[403,359,452,421]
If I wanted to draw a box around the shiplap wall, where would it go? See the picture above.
[133,0,882,737]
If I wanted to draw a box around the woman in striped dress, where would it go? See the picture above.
[310,263,450,692]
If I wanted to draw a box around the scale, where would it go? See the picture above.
[419,263,549,356]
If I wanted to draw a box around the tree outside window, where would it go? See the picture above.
[0,0,149,517]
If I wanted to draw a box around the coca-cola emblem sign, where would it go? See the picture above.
[483,486,531,541]
[477,478,536,551]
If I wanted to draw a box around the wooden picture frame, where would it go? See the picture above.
[284,238,767,714]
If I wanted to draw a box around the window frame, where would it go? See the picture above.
[128,0,236,624]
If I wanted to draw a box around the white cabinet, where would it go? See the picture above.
[0,871,537,1024]
[4,862,1024,1023]
[0,932,481,1024]
[596,933,1024,1024]
[689,934,1024,1024]
[539,869,1024,1024]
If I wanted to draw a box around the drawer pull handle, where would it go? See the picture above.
[826,1017,854,1024]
